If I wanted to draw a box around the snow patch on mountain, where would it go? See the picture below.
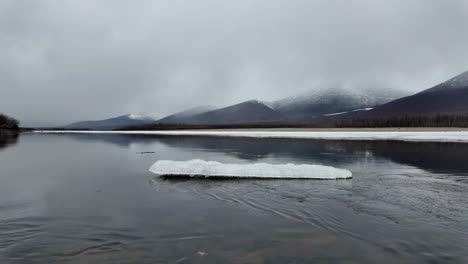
[322,108,373,117]
[127,113,159,121]
[275,87,400,110]
[258,100,275,110]
[323,111,348,116]
[443,70,468,87]
[352,108,373,112]
[419,70,468,95]
[271,86,404,120]
[127,114,143,120]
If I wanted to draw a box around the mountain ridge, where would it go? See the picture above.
[180,100,284,125]
[350,70,468,118]
[65,114,159,130]
[271,86,406,120]
[62,70,468,129]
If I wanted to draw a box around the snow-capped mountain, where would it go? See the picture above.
[419,70,468,94]
[151,87,406,126]
[64,114,159,130]
[358,70,468,117]
[271,86,405,120]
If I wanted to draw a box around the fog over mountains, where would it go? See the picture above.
[64,87,405,128]
[156,106,216,125]
[353,70,468,118]
[62,70,468,129]
[65,114,159,130]
[2,1,468,126]
[271,87,406,121]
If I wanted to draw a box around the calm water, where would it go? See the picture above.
[0,133,467,263]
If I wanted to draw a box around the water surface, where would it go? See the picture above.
[0,133,467,263]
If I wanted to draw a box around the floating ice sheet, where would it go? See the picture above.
[149,159,352,180]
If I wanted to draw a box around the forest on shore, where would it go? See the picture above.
[5,112,468,131]
[335,114,468,128]
[118,113,468,130]
[0,113,19,131]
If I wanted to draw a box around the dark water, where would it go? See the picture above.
[0,133,467,264]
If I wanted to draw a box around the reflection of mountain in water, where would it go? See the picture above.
[156,137,364,163]
[162,138,468,175]
[370,142,468,176]
[62,133,468,176]
[61,133,162,148]
[0,131,19,151]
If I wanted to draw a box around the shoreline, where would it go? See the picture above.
[26,127,468,133]
[186,127,468,132]
[31,128,468,143]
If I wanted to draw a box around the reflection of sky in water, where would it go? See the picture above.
[0,133,467,263]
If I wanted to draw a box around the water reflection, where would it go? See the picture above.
[1,133,467,263]
[62,133,468,176]
[371,141,468,176]
[0,131,18,151]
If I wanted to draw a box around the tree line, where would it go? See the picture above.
[122,113,468,130]
[0,113,19,130]
[335,113,468,128]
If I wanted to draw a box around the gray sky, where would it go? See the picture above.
[1,0,468,126]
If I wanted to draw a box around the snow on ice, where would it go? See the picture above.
[149,159,352,180]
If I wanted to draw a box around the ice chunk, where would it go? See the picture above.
[149,159,352,180]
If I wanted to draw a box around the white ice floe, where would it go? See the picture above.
[36,130,468,143]
[149,159,352,180]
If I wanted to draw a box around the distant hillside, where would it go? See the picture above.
[157,106,216,124]
[272,87,406,120]
[65,114,159,130]
[155,88,405,126]
[64,70,468,129]
[0,113,19,130]
[350,70,468,118]
[181,100,284,125]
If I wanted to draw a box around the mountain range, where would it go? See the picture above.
[65,114,159,130]
[63,70,468,129]
[158,101,284,125]
[271,86,405,121]
[352,70,468,118]
[155,106,216,125]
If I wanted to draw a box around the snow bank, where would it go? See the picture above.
[36,130,468,143]
[149,159,352,179]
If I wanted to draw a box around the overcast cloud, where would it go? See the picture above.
[1,0,468,126]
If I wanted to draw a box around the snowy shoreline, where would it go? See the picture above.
[32,130,468,143]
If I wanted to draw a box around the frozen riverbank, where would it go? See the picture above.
[35,130,468,143]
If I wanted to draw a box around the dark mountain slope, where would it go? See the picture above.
[157,106,215,124]
[358,70,468,117]
[185,100,284,125]
[272,87,405,120]
[65,114,158,130]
